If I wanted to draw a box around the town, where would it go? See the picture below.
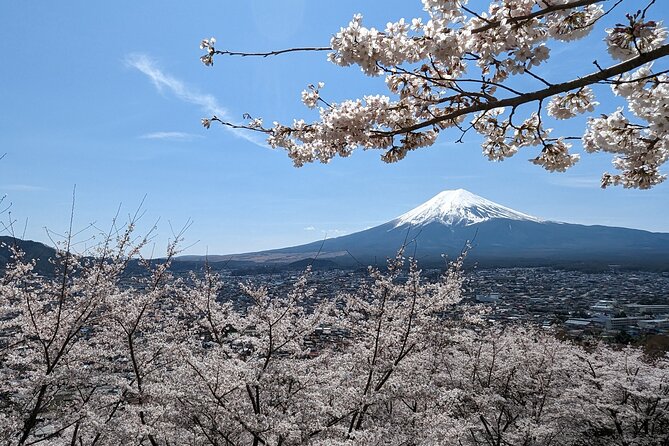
[212,265,669,343]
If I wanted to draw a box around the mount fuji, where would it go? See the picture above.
[393,189,542,227]
[184,189,669,270]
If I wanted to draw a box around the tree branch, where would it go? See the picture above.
[471,0,606,34]
[377,43,669,136]
[213,47,331,58]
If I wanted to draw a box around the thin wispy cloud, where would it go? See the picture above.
[125,53,225,115]
[321,229,347,237]
[2,184,46,192]
[125,53,268,148]
[548,175,601,189]
[301,226,346,236]
[140,131,203,141]
[441,175,481,180]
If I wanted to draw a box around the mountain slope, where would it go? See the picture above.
[183,190,669,270]
[0,236,57,274]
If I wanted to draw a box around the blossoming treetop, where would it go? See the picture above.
[200,0,668,189]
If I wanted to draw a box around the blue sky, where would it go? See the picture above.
[1,0,668,255]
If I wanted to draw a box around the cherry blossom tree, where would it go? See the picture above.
[0,213,191,446]
[199,0,668,189]
[0,240,468,445]
[2,217,669,445]
[1,200,665,445]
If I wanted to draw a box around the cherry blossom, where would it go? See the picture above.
[2,236,668,444]
[199,0,669,188]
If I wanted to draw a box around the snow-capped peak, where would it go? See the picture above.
[395,189,542,227]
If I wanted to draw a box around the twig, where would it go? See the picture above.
[214,47,331,58]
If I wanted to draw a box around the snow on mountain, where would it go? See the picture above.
[394,189,542,227]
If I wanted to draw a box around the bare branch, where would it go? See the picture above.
[213,46,331,58]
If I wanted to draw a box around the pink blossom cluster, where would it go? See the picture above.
[2,236,669,445]
[584,64,669,188]
[200,0,668,188]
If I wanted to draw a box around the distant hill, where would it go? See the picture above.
[285,258,340,270]
[0,236,57,275]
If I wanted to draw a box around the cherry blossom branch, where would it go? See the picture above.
[200,0,606,65]
[213,46,331,58]
[602,68,669,84]
[197,0,669,187]
[376,62,526,96]
[641,0,657,20]
[584,0,624,27]
[470,0,606,34]
[203,116,270,133]
[376,43,669,136]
